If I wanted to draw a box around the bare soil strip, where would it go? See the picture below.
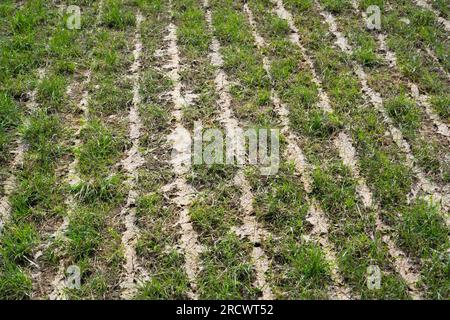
[249,1,354,300]
[0,68,46,229]
[160,5,203,298]
[204,0,274,300]
[353,0,449,139]
[315,0,450,216]
[413,0,450,32]
[119,12,148,299]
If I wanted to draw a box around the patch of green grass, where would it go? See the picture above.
[270,238,331,299]
[254,168,308,231]
[398,200,448,258]
[191,201,227,238]
[385,95,421,136]
[49,29,81,60]
[66,207,105,259]
[312,163,360,219]
[10,1,46,34]
[320,0,351,13]
[71,174,124,204]
[175,2,210,54]
[293,110,343,138]
[78,119,124,177]
[21,111,62,167]
[421,250,449,299]
[268,15,290,35]
[0,92,19,130]
[430,95,449,121]
[36,74,67,111]
[0,260,32,300]
[188,163,236,189]
[284,0,314,11]
[135,193,189,299]
[413,138,448,183]
[431,0,449,19]
[0,92,20,163]
[136,251,190,299]
[213,3,252,45]
[90,77,132,116]
[197,232,259,299]
[10,170,62,221]
[0,223,38,262]
[352,34,380,67]
[339,234,410,299]
[361,150,412,209]
[102,0,135,30]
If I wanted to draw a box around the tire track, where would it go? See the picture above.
[204,0,274,300]
[247,1,352,300]
[119,11,148,299]
[315,0,450,217]
[159,3,203,299]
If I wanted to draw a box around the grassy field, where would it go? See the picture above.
[0,0,448,300]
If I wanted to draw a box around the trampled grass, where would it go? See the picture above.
[0,0,448,300]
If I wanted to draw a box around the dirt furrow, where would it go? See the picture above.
[159,8,203,298]
[119,12,148,299]
[204,0,274,300]
[249,1,353,300]
[316,1,450,216]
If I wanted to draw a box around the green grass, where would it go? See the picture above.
[398,200,448,257]
[0,260,33,300]
[430,95,450,121]
[78,119,124,177]
[102,0,136,30]
[0,0,448,300]
[136,251,190,299]
[197,233,259,299]
[0,92,20,163]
